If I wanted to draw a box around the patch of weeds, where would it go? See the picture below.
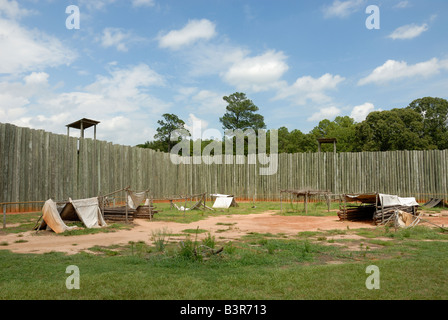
[90,245,120,256]
[296,231,319,238]
[0,241,8,246]
[356,228,380,238]
[368,239,394,247]
[128,241,152,257]
[202,232,215,249]
[224,241,236,255]
[14,239,28,243]
[182,228,208,234]
[216,222,236,226]
[359,243,370,258]
[326,229,347,236]
[150,227,170,252]
[177,236,202,261]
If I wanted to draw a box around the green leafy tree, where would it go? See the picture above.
[355,108,435,151]
[153,113,189,152]
[274,127,317,153]
[219,92,266,132]
[408,97,448,149]
[309,116,357,152]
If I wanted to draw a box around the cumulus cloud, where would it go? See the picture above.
[223,50,289,92]
[100,28,131,51]
[0,65,170,145]
[307,106,341,122]
[0,18,77,74]
[358,58,448,85]
[275,73,345,105]
[350,102,376,122]
[0,0,34,19]
[322,0,365,18]
[158,19,216,50]
[388,23,429,40]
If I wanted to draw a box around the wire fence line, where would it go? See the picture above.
[1,122,447,212]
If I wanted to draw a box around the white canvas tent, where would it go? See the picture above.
[38,197,107,233]
[211,194,238,209]
[40,199,78,233]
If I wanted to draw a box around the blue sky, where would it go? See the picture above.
[0,0,447,146]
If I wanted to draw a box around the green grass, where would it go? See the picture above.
[1,224,448,299]
[1,202,448,300]
[278,200,340,216]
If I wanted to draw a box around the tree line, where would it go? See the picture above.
[137,94,448,154]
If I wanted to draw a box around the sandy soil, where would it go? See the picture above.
[2,210,448,255]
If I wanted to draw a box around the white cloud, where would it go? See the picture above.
[275,73,345,105]
[307,106,341,122]
[0,18,77,74]
[358,58,448,85]
[24,72,49,85]
[0,0,34,19]
[223,50,289,92]
[322,0,365,18]
[388,23,428,40]
[191,90,227,114]
[100,27,146,52]
[394,1,410,9]
[132,0,155,7]
[0,65,170,145]
[158,19,216,50]
[101,28,130,51]
[78,0,116,12]
[350,102,376,122]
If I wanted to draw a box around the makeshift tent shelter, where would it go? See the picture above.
[36,197,107,233]
[100,188,156,222]
[211,194,239,209]
[169,193,213,212]
[422,198,447,209]
[338,193,419,224]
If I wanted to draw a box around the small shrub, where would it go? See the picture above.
[202,232,215,249]
[177,237,202,261]
[150,227,170,252]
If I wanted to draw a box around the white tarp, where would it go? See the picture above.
[128,191,147,210]
[213,197,235,209]
[211,194,238,209]
[379,194,419,208]
[41,199,78,234]
[69,197,107,228]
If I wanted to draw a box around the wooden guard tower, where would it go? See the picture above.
[66,118,100,139]
[317,138,337,153]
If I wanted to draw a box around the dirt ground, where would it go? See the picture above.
[3,210,448,255]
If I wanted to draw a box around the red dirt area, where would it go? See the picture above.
[2,210,447,255]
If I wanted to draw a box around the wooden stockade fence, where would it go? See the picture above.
[1,122,448,212]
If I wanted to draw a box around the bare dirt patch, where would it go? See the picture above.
[2,210,447,255]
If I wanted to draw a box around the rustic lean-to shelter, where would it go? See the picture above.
[338,193,419,224]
